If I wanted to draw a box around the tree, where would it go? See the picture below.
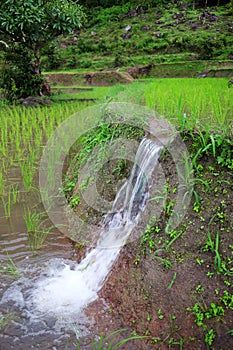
[0,0,85,101]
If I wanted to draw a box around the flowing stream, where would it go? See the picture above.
[0,137,162,349]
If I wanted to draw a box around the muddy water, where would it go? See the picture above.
[0,190,131,350]
[0,181,148,350]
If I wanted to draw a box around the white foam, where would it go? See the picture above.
[29,260,97,319]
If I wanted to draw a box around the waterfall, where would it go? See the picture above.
[72,137,162,301]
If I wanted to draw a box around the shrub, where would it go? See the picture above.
[0,46,44,102]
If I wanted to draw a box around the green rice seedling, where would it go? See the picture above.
[19,161,35,191]
[0,316,6,330]
[1,184,19,218]
[23,209,54,251]
[144,78,233,132]
[0,171,5,197]
[1,189,12,218]
[10,184,19,204]
[203,229,233,276]
[0,253,19,276]
[0,313,17,331]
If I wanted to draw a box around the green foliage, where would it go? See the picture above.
[227,0,233,14]
[0,0,85,100]
[205,329,216,347]
[0,0,84,42]
[50,1,233,71]
[191,131,233,170]
[1,45,44,101]
[63,122,144,201]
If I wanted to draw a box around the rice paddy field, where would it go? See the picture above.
[1,78,232,220]
[0,77,233,349]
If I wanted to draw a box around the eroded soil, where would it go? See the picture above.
[97,144,233,349]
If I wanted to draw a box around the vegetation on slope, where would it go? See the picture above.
[42,1,233,71]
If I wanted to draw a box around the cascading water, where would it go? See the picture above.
[0,137,162,342]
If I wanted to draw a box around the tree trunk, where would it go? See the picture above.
[32,47,51,97]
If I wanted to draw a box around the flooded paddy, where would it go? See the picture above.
[0,102,148,350]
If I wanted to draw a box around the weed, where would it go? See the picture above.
[166,228,184,252]
[157,309,164,320]
[74,328,146,350]
[205,328,215,347]
[205,303,224,320]
[220,290,233,309]
[154,255,172,269]
[168,272,177,289]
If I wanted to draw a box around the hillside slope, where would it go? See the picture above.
[42,2,233,74]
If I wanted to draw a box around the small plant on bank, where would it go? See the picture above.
[74,328,146,350]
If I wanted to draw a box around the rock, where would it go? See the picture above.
[197,71,208,78]
[126,63,153,78]
[71,28,79,34]
[124,25,132,32]
[136,4,144,14]
[155,20,163,25]
[191,23,199,31]
[90,31,96,36]
[202,10,211,18]
[121,33,132,40]
[84,71,134,86]
[127,10,137,17]
[179,2,188,11]
[228,78,233,88]
[173,12,183,19]
[20,96,52,107]
[209,15,219,22]
[140,25,149,31]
